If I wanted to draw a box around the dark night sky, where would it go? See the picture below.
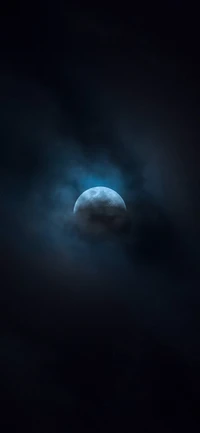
[0,3,200,432]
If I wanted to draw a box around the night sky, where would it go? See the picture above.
[0,3,200,432]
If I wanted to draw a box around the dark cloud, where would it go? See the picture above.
[0,3,200,432]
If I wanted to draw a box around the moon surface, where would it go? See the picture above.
[73,186,128,235]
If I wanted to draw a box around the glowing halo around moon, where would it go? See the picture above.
[73,186,128,235]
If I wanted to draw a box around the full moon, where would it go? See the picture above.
[73,186,128,235]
